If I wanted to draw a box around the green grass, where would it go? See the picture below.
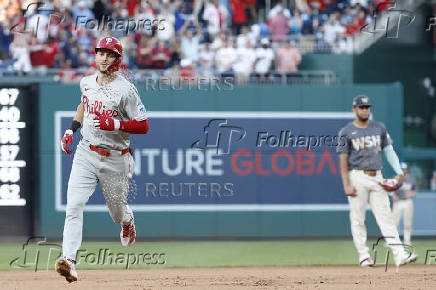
[1,240,435,271]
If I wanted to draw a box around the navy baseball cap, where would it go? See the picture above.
[353,95,371,107]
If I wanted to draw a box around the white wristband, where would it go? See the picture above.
[114,119,120,130]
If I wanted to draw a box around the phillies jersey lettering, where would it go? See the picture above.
[79,72,147,150]
[337,121,392,171]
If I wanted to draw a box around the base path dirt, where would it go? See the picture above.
[1,265,435,289]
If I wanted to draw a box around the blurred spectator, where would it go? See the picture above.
[236,26,255,48]
[211,31,227,50]
[175,3,191,33]
[268,0,291,20]
[324,13,345,48]
[126,0,139,17]
[151,41,171,69]
[350,0,368,7]
[203,0,221,39]
[431,171,436,191]
[345,16,360,36]
[158,7,175,42]
[308,0,328,11]
[254,38,274,80]
[180,58,196,79]
[301,7,315,34]
[289,9,303,42]
[72,0,95,30]
[230,0,247,35]
[275,41,301,74]
[45,36,61,68]
[295,0,310,12]
[244,0,257,25]
[376,0,390,10]
[180,19,203,64]
[169,39,182,67]
[0,0,20,23]
[26,2,50,43]
[9,34,31,73]
[269,9,289,43]
[136,34,157,68]
[233,39,255,83]
[198,43,215,77]
[215,38,237,76]
[29,37,48,68]
[92,0,111,21]
[0,23,12,59]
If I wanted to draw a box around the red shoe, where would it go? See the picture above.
[120,219,136,247]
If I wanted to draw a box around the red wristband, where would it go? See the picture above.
[119,119,149,134]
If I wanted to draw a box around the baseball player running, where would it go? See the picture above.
[393,162,418,246]
[55,36,149,282]
[337,95,418,268]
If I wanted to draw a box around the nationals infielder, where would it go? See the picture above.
[55,37,149,283]
[337,95,417,267]
[393,162,418,246]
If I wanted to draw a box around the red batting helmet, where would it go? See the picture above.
[95,36,123,72]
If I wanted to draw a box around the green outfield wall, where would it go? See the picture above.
[38,82,404,239]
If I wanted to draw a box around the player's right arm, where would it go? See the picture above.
[337,126,357,197]
[339,153,357,197]
[61,103,83,154]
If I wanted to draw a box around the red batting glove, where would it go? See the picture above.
[61,129,73,154]
[93,112,116,131]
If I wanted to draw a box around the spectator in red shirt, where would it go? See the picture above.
[127,0,139,16]
[230,0,247,35]
[151,41,171,69]
[45,37,61,68]
[29,37,48,67]
[136,34,157,69]
[376,0,390,11]
[308,0,326,11]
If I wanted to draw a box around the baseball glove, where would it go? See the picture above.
[379,178,402,192]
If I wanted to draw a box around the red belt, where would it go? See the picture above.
[89,145,130,157]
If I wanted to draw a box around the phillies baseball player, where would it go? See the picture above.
[55,36,149,283]
[337,95,418,268]
[393,162,418,246]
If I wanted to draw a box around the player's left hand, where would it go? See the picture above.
[93,112,116,131]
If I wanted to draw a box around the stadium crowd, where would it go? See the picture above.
[0,0,390,82]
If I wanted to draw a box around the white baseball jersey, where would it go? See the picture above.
[79,72,147,150]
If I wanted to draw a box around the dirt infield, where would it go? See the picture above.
[1,265,435,289]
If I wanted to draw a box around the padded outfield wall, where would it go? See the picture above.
[38,82,406,239]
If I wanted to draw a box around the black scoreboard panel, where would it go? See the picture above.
[0,85,38,236]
